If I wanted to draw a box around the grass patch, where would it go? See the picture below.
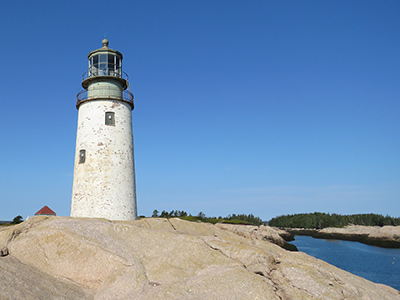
[219,219,253,225]
[177,216,253,225]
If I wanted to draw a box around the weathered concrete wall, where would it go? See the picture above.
[71,82,137,220]
[87,81,123,99]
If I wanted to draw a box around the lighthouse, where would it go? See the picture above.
[71,39,137,220]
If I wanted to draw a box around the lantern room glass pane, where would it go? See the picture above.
[98,55,106,75]
[99,64,107,75]
[99,54,107,63]
[91,55,99,76]
[116,58,121,76]
[108,54,114,75]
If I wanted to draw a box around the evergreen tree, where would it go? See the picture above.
[12,215,23,224]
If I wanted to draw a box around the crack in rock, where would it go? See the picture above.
[143,219,152,229]
[167,219,177,231]
[201,238,247,269]
[8,230,21,245]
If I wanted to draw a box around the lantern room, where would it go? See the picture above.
[88,41,122,77]
[81,38,128,90]
[77,39,133,109]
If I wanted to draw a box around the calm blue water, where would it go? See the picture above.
[292,235,400,291]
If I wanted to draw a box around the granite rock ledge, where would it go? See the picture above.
[0,217,399,300]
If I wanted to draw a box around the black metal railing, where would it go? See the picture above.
[76,88,134,108]
[82,69,129,81]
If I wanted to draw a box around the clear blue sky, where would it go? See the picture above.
[0,0,399,221]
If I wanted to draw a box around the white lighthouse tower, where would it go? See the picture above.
[71,39,137,220]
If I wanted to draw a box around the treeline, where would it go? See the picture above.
[151,210,264,226]
[269,212,400,229]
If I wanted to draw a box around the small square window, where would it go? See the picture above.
[79,150,86,164]
[105,112,115,126]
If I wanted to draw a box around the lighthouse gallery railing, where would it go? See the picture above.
[76,88,134,109]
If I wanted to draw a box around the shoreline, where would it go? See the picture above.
[284,225,400,248]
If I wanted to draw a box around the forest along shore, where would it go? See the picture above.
[284,225,400,248]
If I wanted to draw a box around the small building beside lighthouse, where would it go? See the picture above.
[71,39,137,220]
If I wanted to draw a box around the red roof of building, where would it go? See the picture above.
[35,206,56,216]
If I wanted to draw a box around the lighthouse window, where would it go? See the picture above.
[105,112,115,126]
[108,55,114,66]
[89,54,121,77]
[99,54,107,75]
[108,55,115,76]
[92,55,98,66]
[91,55,99,76]
[79,150,86,164]
[116,57,121,76]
